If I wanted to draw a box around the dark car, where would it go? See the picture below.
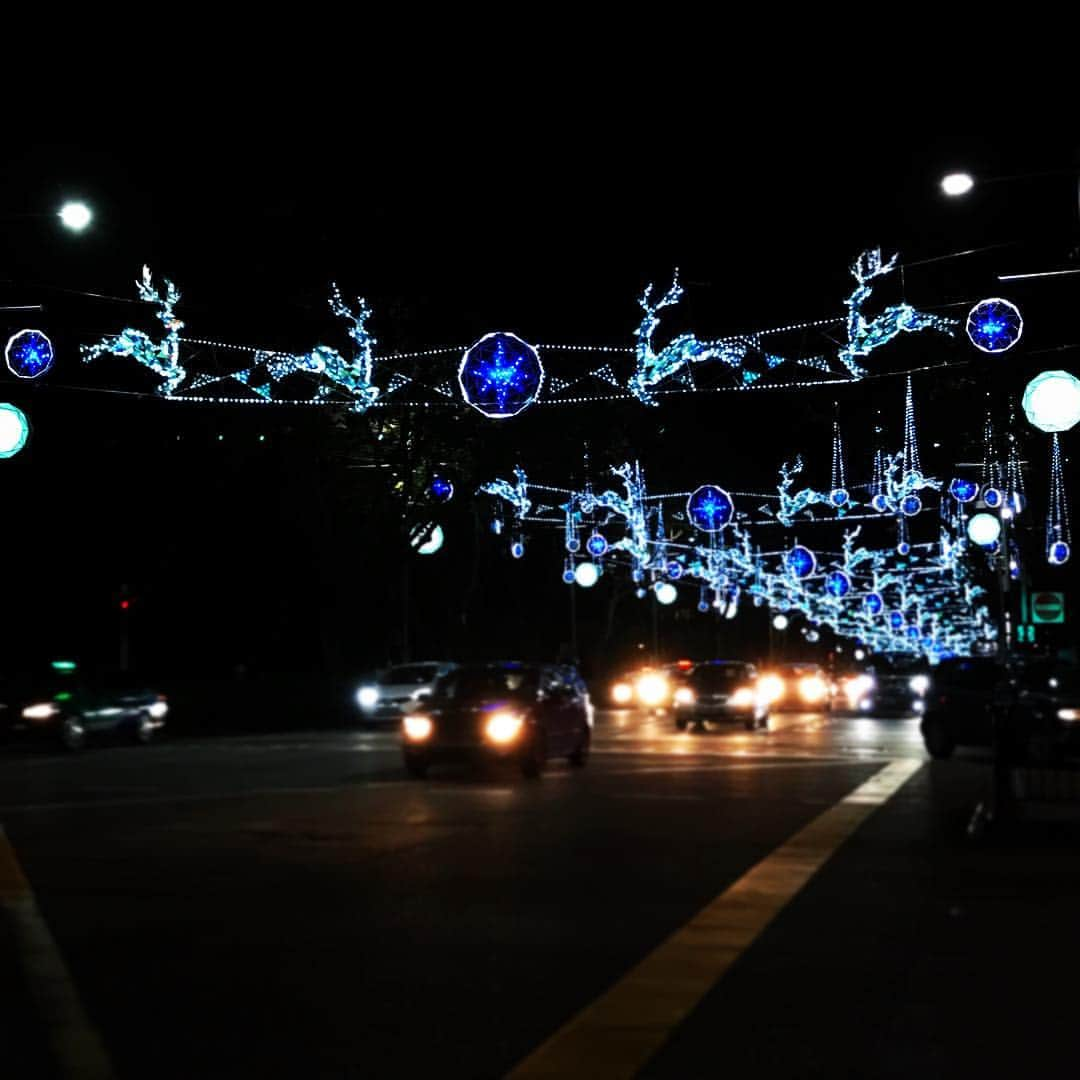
[0,664,168,751]
[401,662,592,778]
[673,661,768,732]
[850,653,931,716]
[920,657,1080,761]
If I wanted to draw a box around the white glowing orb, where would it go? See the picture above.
[772,614,789,631]
[1022,370,1080,433]
[967,512,1002,546]
[574,561,599,588]
[941,173,974,196]
[417,525,444,555]
[0,403,29,458]
[654,582,677,605]
[59,201,92,231]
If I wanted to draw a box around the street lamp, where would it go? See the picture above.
[58,201,92,232]
[941,172,975,197]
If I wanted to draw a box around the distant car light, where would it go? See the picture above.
[1057,708,1080,722]
[843,674,874,709]
[148,700,169,719]
[611,682,634,706]
[730,686,755,707]
[758,674,785,705]
[403,715,434,741]
[799,676,828,704]
[22,703,58,720]
[636,673,669,707]
[485,711,524,744]
[859,697,874,712]
[673,687,695,705]
[909,675,930,696]
[357,686,379,710]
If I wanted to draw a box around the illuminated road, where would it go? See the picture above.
[1,711,1077,1078]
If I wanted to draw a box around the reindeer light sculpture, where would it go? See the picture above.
[81,266,187,395]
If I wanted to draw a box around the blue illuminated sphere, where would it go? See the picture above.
[897,541,911,556]
[1009,491,1026,514]
[966,298,1023,354]
[889,611,904,629]
[562,567,576,584]
[666,560,683,580]
[900,494,922,517]
[824,570,851,598]
[785,545,816,579]
[5,329,54,379]
[566,537,580,554]
[686,485,734,533]
[829,488,849,508]
[459,332,543,418]
[864,592,884,616]
[697,599,710,613]
[1049,540,1071,565]
[510,540,525,559]
[429,475,454,503]
[871,494,889,513]
[586,533,608,558]
[983,487,1003,509]
[906,626,920,639]
[949,478,979,503]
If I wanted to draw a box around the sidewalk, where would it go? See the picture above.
[644,757,1080,1079]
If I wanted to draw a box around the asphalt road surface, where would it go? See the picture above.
[3,710,1079,1079]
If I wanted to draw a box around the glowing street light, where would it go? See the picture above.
[58,201,92,232]
[941,173,975,197]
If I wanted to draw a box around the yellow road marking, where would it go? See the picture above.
[508,758,923,1079]
[0,826,115,1080]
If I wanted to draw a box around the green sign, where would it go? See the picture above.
[1031,591,1066,625]
[1016,625,1037,644]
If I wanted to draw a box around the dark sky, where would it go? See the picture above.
[2,127,1078,677]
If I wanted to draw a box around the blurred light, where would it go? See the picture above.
[357,686,379,709]
[0,402,30,458]
[485,711,524,744]
[403,715,434,741]
[59,201,92,231]
[758,674,785,704]
[611,682,633,705]
[967,512,1002,546]
[854,648,866,661]
[574,562,599,588]
[674,686,695,705]
[1057,708,1080,722]
[1022,370,1080,433]
[772,614,789,630]
[149,700,169,719]
[654,582,678,605]
[844,674,874,709]
[22,703,58,719]
[417,525,444,555]
[941,173,974,196]
[799,676,828,704]
[909,674,930,695]
[50,660,77,671]
[636,673,669,707]
[730,686,754,707]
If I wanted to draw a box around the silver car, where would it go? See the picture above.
[356,662,457,726]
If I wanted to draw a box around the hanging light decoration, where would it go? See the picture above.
[829,419,849,507]
[574,561,600,587]
[459,332,543,418]
[686,485,734,532]
[5,329,55,379]
[1022,371,1080,433]
[949,477,979,503]
[1046,434,1071,564]
[654,581,678,605]
[785,545,816,578]
[967,512,1002,546]
[429,475,454,503]
[966,298,1023,354]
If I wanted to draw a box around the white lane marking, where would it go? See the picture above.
[0,826,116,1079]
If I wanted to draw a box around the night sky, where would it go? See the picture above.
[2,127,1078,680]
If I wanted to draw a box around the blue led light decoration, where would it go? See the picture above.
[1047,434,1071,565]
[900,494,922,517]
[81,266,186,394]
[829,420,849,507]
[864,592,884,616]
[966,298,1023,354]
[824,570,851,598]
[785,545,816,579]
[686,485,734,533]
[586,532,609,559]
[5,329,54,379]
[949,478,979,504]
[459,332,543,418]
[837,249,958,377]
[0,402,30,459]
[429,476,454,503]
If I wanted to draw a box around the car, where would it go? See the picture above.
[0,662,168,751]
[920,657,1080,762]
[355,661,457,726]
[757,662,831,712]
[673,661,769,732]
[608,661,694,713]
[839,653,930,716]
[401,661,592,778]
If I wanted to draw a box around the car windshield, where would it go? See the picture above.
[692,664,753,688]
[378,665,440,686]
[435,667,539,701]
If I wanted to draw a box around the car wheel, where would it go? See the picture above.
[758,712,770,732]
[674,716,687,732]
[922,718,955,760]
[404,754,429,779]
[568,724,590,768]
[61,716,86,752]
[521,729,547,778]
[133,711,157,745]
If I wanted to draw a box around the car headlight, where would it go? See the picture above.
[485,711,524,744]
[909,675,930,696]
[1057,708,1080,722]
[730,686,755,707]
[636,674,669,707]
[357,686,379,709]
[22,703,58,720]
[799,676,827,703]
[758,675,785,704]
[403,714,434,741]
[611,682,634,705]
[148,700,169,719]
[844,674,874,708]
[674,687,695,705]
